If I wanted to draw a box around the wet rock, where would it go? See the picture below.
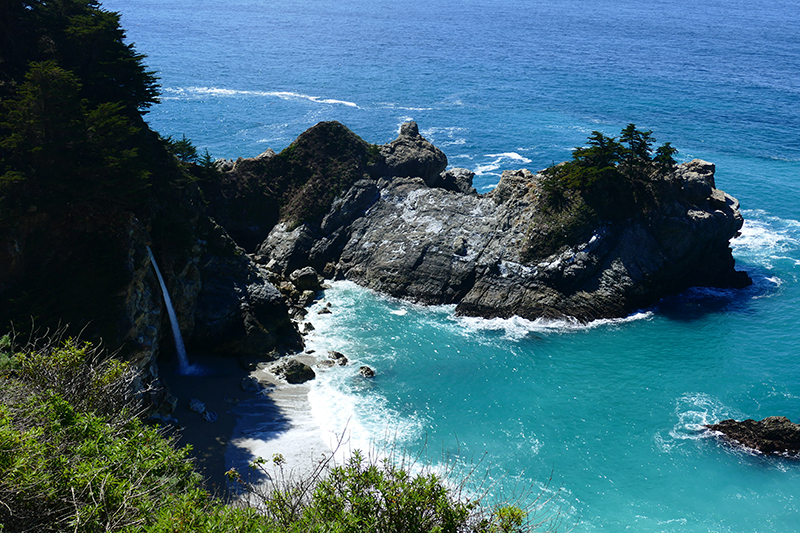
[241,376,263,393]
[272,359,316,384]
[290,266,322,292]
[706,416,800,456]
[359,365,375,378]
[328,350,348,366]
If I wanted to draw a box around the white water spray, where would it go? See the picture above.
[147,246,191,374]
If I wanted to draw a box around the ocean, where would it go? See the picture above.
[105,0,800,530]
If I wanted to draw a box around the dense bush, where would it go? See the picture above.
[0,333,201,532]
[523,125,679,259]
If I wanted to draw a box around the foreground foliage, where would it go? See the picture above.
[228,451,558,533]
[0,334,559,532]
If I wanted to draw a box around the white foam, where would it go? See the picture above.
[452,310,652,341]
[486,152,533,163]
[301,284,428,458]
[733,211,800,268]
[162,86,359,107]
[665,393,741,444]
[419,126,468,148]
[377,103,434,111]
[473,152,533,176]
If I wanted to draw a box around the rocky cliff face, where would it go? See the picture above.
[254,122,750,322]
[0,184,302,411]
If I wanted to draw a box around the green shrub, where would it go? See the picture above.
[0,334,202,532]
[227,448,561,533]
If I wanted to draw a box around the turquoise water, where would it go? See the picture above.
[106,0,800,529]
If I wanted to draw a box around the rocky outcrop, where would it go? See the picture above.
[182,224,303,358]
[706,417,800,456]
[373,121,448,187]
[255,122,750,322]
[271,358,316,384]
[201,121,387,250]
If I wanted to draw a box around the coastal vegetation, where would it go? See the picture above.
[524,125,679,258]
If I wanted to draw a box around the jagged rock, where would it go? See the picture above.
[317,307,332,315]
[258,156,749,321]
[188,229,303,357]
[202,121,384,250]
[255,148,276,160]
[437,167,477,195]
[290,266,322,292]
[212,121,749,325]
[376,121,448,187]
[706,416,800,456]
[328,350,348,366]
[258,179,381,275]
[272,359,316,384]
[359,365,376,378]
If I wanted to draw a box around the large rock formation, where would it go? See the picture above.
[253,122,750,322]
[707,417,800,456]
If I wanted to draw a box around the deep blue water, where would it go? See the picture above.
[106,0,800,530]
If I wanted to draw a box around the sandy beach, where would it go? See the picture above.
[163,350,332,493]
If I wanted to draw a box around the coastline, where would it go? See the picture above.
[163,351,332,493]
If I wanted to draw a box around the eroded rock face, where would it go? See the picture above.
[148,218,303,360]
[258,150,749,322]
[706,417,800,456]
[208,120,750,323]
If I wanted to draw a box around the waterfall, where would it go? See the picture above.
[147,246,191,374]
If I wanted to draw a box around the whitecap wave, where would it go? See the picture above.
[732,211,800,269]
[452,311,652,341]
[420,126,469,148]
[473,152,533,176]
[162,86,359,107]
[378,102,434,111]
[485,152,533,163]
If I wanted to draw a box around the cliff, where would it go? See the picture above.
[0,180,302,396]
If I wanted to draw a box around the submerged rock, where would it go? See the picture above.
[328,350,348,366]
[706,416,800,456]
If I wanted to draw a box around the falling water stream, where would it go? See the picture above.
[146,246,192,374]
